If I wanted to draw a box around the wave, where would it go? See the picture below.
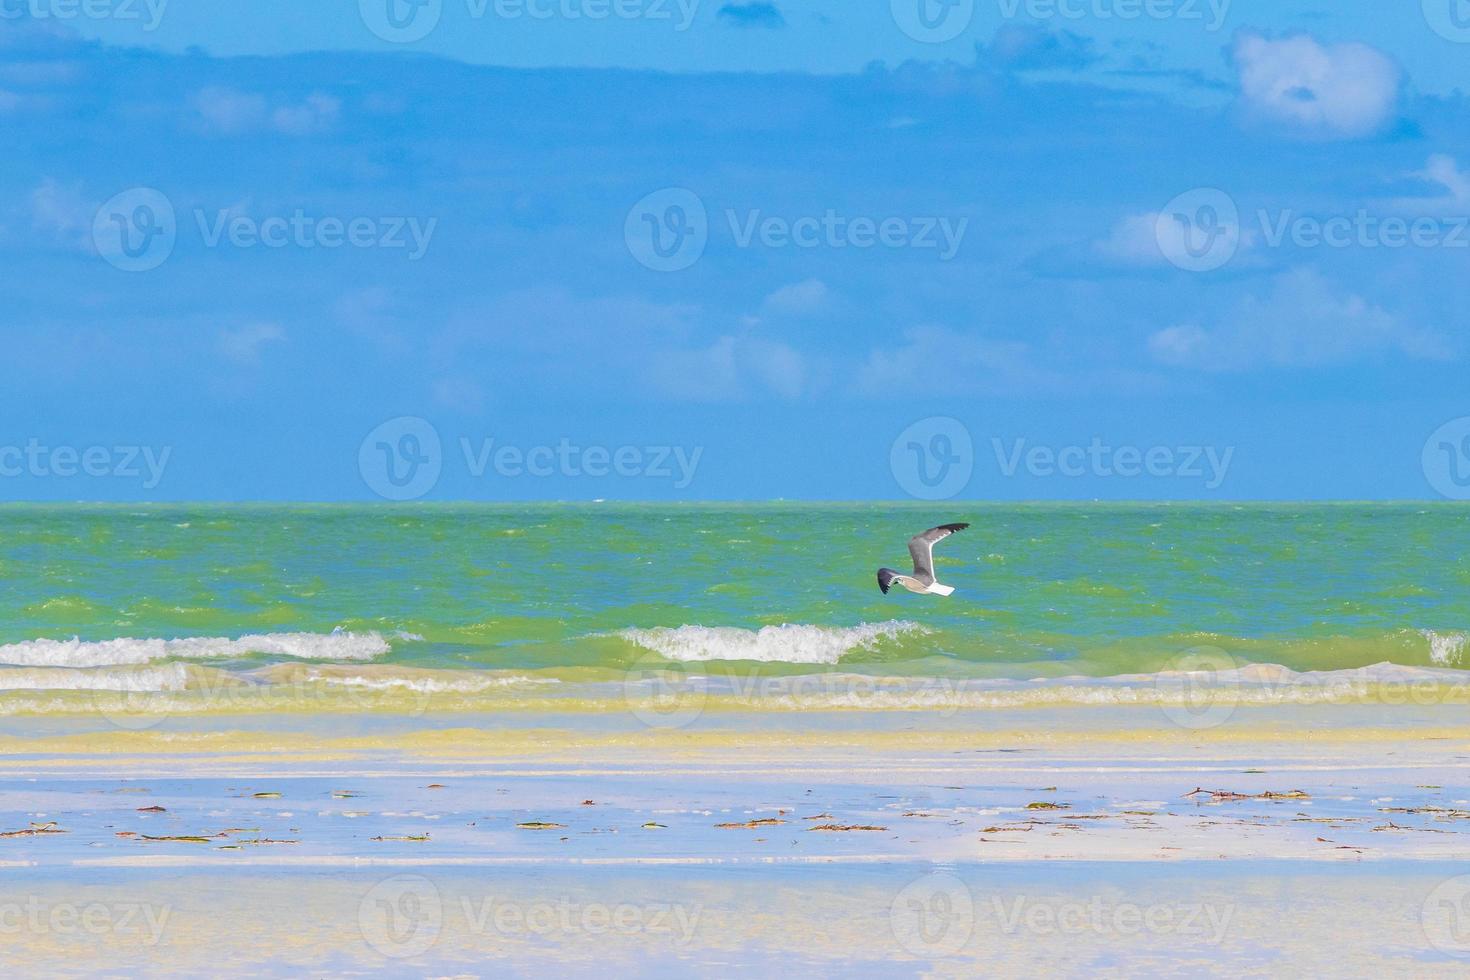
[0,663,194,692]
[0,661,557,708]
[1420,629,1467,667]
[615,621,926,664]
[627,660,1470,710]
[0,631,392,669]
[1,659,1468,712]
[257,663,562,693]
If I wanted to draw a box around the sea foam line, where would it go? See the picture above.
[0,662,193,692]
[276,664,562,693]
[0,631,392,669]
[1420,629,1467,667]
[615,621,927,664]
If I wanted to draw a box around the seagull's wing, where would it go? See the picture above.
[907,522,970,582]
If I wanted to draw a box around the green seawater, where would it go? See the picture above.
[2,502,1468,683]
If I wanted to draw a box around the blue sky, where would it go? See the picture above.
[4,2,1470,500]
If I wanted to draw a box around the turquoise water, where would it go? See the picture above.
[1,503,1468,695]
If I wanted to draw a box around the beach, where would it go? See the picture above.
[13,0,1469,971]
[3,504,1469,974]
[4,708,1470,975]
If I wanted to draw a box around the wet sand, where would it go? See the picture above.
[3,708,1470,975]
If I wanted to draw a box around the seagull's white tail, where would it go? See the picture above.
[927,582,955,597]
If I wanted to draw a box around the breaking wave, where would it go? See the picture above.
[260,663,562,693]
[0,631,393,669]
[623,661,1470,711]
[1420,629,1467,667]
[615,621,927,664]
[0,663,194,692]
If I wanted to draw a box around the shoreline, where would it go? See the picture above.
[0,709,1467,864]
[3,707,1468,972]
[2,861,1467,976]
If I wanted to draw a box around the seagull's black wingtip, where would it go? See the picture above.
[939,522,970,533]
[877,568,899,594]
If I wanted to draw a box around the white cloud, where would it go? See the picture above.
[334,286,409,353]
[437,288,697,361]
[745,338,806,398]
[1398,154,1470,210]
[1093,212,1169,264]
[855,325,1053,396]
[192,87,266,133]
[1232,32,1399,139]
[436,287,811,402]
[1146,325,1210,365]
[219,323,285,365]
[1081,207,1257,274]
[431,376,487,413]
[1147,268,1450,370]
[271,93,341,135]
[192,88,340,136]
[29,177,90,249]
[761,278,829,315]
[0,59,82,87]
[431,286,812,401]
[645,335,807,401]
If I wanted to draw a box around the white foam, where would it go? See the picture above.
[0,632,391,669]
[619,661,1470,710]
[1420,629,1467,666]
[304,671,560,694]
[616,621,926,664]
[0,663,192,692]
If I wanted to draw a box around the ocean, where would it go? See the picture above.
[6,504,1470,977]
[3,502,1468,718]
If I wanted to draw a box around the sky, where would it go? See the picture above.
[3,1,1470,501]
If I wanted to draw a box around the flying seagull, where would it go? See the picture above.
[877,523,970,596]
